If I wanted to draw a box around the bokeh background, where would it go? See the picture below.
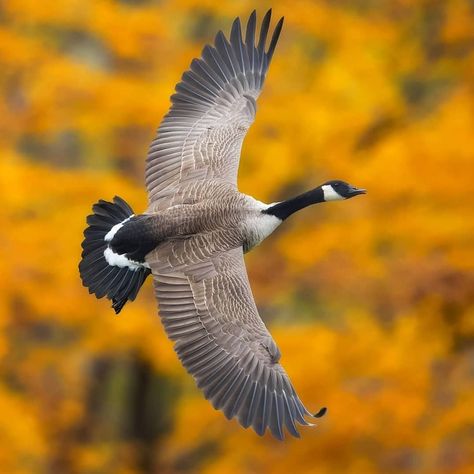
[2,0,474,472]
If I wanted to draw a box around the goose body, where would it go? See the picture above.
[79,10,365,440]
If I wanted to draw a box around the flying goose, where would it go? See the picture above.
[79,10,365,440]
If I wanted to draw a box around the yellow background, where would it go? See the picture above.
[1,1,474,472]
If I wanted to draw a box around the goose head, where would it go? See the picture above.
[320,180,366,201]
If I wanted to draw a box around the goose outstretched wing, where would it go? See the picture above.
[148,246,319,439]
[145,10,283,205]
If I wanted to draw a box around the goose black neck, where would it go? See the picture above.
[263,187,324,220]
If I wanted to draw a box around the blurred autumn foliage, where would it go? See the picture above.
[1,0,474,472]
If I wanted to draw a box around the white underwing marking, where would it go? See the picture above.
[103,247,150,271]
[322,185,344,201]
[104,215,134,242]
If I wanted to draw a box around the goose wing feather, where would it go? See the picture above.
[145,10,284,208]
[149,246,314,439]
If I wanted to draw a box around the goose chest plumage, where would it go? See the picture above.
[79,9,366,440]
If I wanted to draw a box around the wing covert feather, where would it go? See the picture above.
[150,247,315,439]
[145,10,284,205]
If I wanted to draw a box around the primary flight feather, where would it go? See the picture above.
[79,9,365,440]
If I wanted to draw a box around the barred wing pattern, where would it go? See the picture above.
[145,10,284,204]
[150,247,315,439]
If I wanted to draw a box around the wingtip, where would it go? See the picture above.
[231,16,241,30]
[245,10,257,47]
[263,8,272,28]
[269,424,285,441]
[263,8,272,22]
[248,10,257,25]
[215,29,225,42]
[265,12,285,63]
[314,407,327,418]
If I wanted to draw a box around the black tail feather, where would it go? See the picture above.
[79,196,151,314]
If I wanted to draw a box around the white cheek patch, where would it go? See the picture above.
[322,185,344,201]
[103,247,150,271]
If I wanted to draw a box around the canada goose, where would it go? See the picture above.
[79,10,366,440]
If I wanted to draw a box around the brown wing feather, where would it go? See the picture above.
[145,10,284,206]
[150,247,315,439]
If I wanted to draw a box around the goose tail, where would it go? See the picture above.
[79,196,151,314]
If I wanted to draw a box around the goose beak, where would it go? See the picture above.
[346,186,367,198]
